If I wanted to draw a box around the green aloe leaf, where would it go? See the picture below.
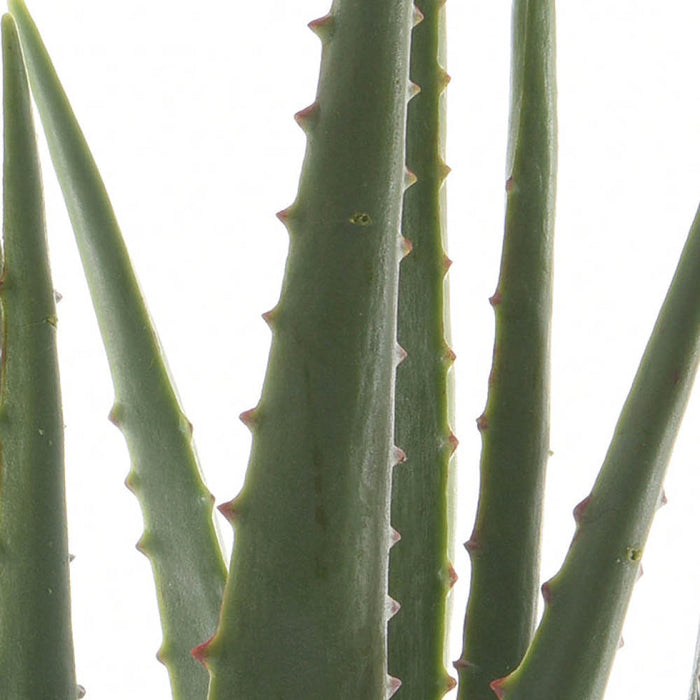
[0,13,78,699]
[456,1,557,697]
[198,2,415,697]
[388,1,456,698]
[7,2,227,697]
[493,201,700,699]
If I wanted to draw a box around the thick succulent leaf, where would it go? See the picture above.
[0,13,78,699]
[7,2,227,697]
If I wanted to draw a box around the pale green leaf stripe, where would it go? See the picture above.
[0,13,77,698]
[8,2,227,697]
[497,201,700,699]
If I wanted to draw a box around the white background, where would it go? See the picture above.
[6,1,700,698]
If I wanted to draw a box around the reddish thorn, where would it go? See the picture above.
[308,13,333,39]
[445,675,457,691]
[388,676,402,697]
[54,290,63,303]
[191,637,214,666]
[387,596,401,619]
[218,499,240,524]
[124,471,139,494]
[294,102,319,131]
[637,563,644,580]
[573,495,591,524]
[453,658,470,670]
[541,581,553,603]
[489,291,502,306]
[390,527,402,546]
[396,344,408,365]
[408,81,421,99]
[476,413,489,432]
[276,206,293,224]
[401,236,413,259]
[412,6,424,26]
[438,70,451,92]
[239,408,257,429]
[506,176,515,192]
[438,160,452,181]
[443,255,453,273]
[618,636,625,649]
[490,678,507,699]
[404,167,418,189]
[658,489,668,509]
[107,404,123,427]
[464,537,481,555]
[393,446,407,466]
[135,535,148,555]
[447,564,458,588]
[447,432,459,454]
[262,309,276,328]
[445,347,456,365]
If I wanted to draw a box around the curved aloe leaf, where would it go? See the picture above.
[7,2,227,697]
[0,14,78,698]
[456,1,557,697]
[197,2,415,697]
[493,201,700,699]
[388,1,456,698]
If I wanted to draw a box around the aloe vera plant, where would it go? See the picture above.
[2,1,700,699]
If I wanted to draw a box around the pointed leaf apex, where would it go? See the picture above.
[308,13,334,41]
[412,5,424,26]
[294,101,320,133]
[387,675,402,697]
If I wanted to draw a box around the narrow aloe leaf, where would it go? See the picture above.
[388,1,456,698]
[7,2,227,697]
[492,203,700,700]
[0,14,78,698]
[456,1,557,697]
[196,3,414,697]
